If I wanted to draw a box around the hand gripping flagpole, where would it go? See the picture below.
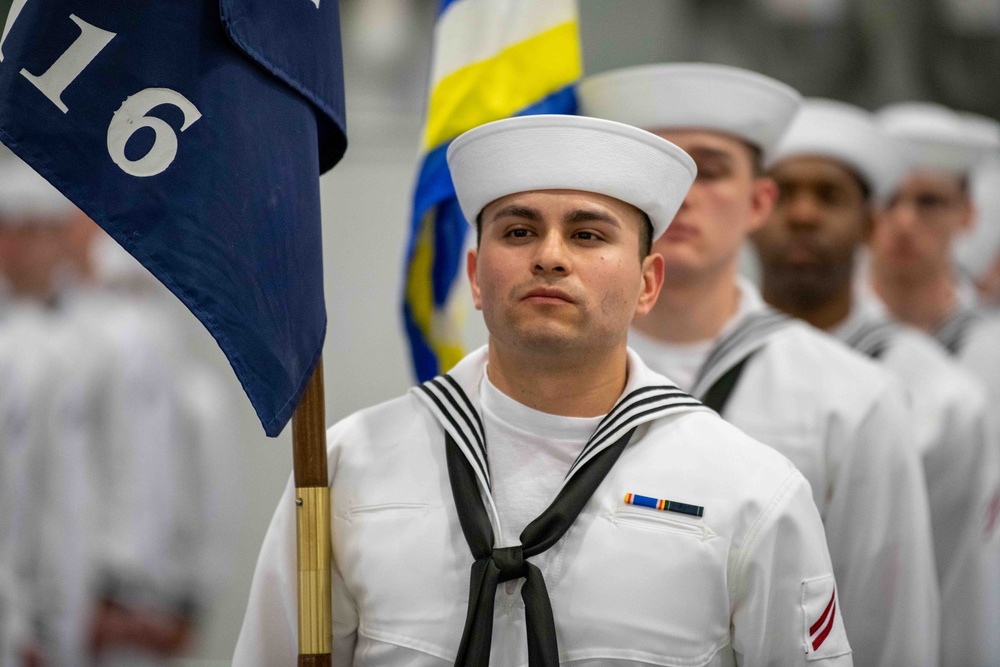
[292,357,333,666]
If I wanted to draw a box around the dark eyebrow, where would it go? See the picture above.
[686,147,735,163]
[564,209,620,227]
[490,204,542,222]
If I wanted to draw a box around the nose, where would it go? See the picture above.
[785,191,822,230]
[881,199,918,234]
[532,229,570,275]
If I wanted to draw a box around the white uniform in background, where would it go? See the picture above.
[630,279,940,667]
[0,303,63,667]
[762,98,998,666]
[236,347,850,666]
[929,304,1000,663]
[37,300,129,667]
[834,296,999,666]
[80,236,242,665]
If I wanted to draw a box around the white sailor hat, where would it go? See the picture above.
[767,99,908,202]
[577,63,802,154]
[876,102,1000,176]
[0,149,76,225]
[446,114,696,240]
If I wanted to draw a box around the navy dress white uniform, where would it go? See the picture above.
[580,65,938,667]
[235,115,851,665]
[869,102,1000,666]
[764,98,999,667]
[0,159,116,667]
[0,302,64,667]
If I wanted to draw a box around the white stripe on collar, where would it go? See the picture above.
[412,347,708,492]
[689,309,793,399]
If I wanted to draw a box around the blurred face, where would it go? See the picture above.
[468,189,662,357]
[754,156,869,309]
[650,130,777,285]
[870,170,973,282]
[0,219,67,298]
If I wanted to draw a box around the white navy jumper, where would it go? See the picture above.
[631,280,939,667]
[835,300,999,667]
[235,347,851,666]
[930,305,1000,665]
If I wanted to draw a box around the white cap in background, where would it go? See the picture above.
[767,98,908,202]
[578,62,802,154]
[876,102,1000,176]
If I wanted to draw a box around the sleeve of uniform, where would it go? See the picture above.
[233,430,358,666]
[822,379,939,667]
[730,468,852,666]
[928,388,1000,666]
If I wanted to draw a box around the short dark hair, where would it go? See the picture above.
[475,210,654,259]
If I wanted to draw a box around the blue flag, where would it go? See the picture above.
[0,0,347,436]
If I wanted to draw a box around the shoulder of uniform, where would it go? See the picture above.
[644,409,801,489]
[763,321,897,389]
[325,392,434,451]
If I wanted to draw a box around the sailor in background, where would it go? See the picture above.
[869,101,1000,663]
[0,305,59,667]
[57,200,241,666]
[0,154,107,667]
[579,64,938,667]
[0,151,239,666]
[756,98,1000,667]
[236,114,850,666]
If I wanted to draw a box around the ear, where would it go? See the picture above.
[747,176,779,234]
[958,198,976,234]
[467,247,483,311]
[634,252,664,318]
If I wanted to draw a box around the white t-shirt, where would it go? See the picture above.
[479,372,603,547]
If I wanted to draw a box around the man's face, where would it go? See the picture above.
[870,170,973,282]
[649,130,776,285]
[0,219,68,298]
[468,189,663,358]
[753,156,869,309]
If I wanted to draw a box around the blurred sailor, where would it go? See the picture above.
[236,114,850,665]
[76,229,242,667]
[580,63,939,667]
[0,151,100,666]
[871,101,1000,664]
[757,98,999,666]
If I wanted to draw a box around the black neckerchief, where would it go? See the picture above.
[415,370,705,666]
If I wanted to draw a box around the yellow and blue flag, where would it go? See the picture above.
[403,0,582,381]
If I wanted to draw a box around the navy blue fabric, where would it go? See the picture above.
[0,0,347,437]
[438,0,462,17]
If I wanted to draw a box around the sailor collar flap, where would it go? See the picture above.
[934,306,986,355]
[837,314,901,359]
[689,308,795,400]
[412,347,706,495]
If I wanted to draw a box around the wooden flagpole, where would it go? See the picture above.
[291,356,333,666]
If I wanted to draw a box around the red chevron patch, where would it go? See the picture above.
[809,589,837,651]
[802,575,850,661]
